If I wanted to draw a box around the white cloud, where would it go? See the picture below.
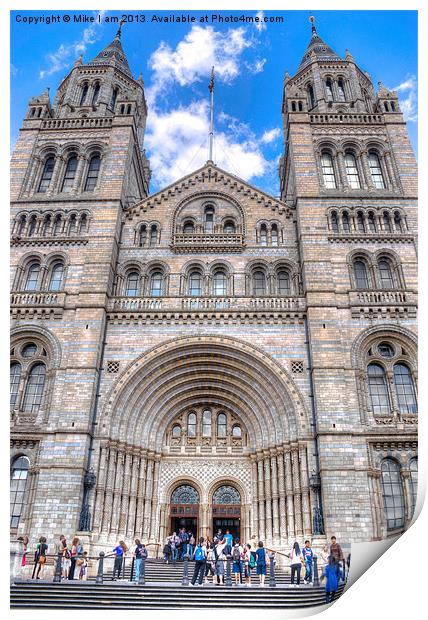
[392,74,418,122]
[245,58,266,74]
[11,63,18,76]
[255,11,267,32]
[39,10,106,79]
[260,128,281,144]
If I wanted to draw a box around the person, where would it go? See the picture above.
[346,553,351,580]
[68,537,80,580]
[78,552,88,581]
[302,540,314,585]
[18,536,29,576]
[204,541,216,584]
[231,539,243,585]
[255,541,267,587]
[190,537,207,586]
[133,538,146,582]
[329,536,345,581]
[289,541,303,587]
[188,532,195,559]
[214,529,223,544]
[111,541,128,580]
[224,529,233,548]
[213,540,226,585]
[32,536,48,579]
[321,555,340,604]
[244,543,256,587]
[163,537,172,564]
[169,532,180,564]
[58,535,70,581]
[320,544,329,568]
[179,528,189,560]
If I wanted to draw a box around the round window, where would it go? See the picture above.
[378,343,395,358]
[22,343,37,358]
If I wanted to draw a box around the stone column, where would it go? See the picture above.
[263,454,272,544]
[118,451,132,537]
[400,470,413,523]
[369,471,383,539]
[110,450,124,535]
[72,155,87,194]
[257,457,266,540]
[92,441,108,534]
[149,457,160,541]
[23,156,42,197]
[126,450,140,538]
[270,449,280,545]
[291,448,303,538]
[47,155,64,196]
[335,149,347,190]
[101,446,117,536]
[143,458,154,540]
[383,151,397,190]
[135,453,147,539]
[250,455,259,538]
[299,444,312,537]
[360,150,375,190]
[276,449,287,544]
[284,450,295,541]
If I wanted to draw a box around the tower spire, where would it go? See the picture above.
[208,66,215,163]
[115,17,126,40]
[309,15,316,34]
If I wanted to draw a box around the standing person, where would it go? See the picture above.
[190,537,207,586]
[321,555,340,604]
[58,535,70,581]
[163,537,172,564]
[232,539,243,585]
[302,540,314,585]
[255,541,267,587]
[111,541,128,580]
[346,553,351,580]
[170,532,180,564]
[243,543,256,587]
[214,529,223,544]
[204,542,216,584]
[188,532,195,559]
[224,529,233,549]
[289,541,303,587]
[179,528,188,560]
[329,536,345,581]
[68,537,80,580]
[18,536,29,576]
[213,540,226,585]
[133,538,144,582]
[320,544,329,568]
[78,552,88,581]
[32,536,48,580]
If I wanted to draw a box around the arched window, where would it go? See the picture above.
[278,270,291,295]
[394,211,403,232]
[368,363,390,415]
[139,225,147,246]
[17,215,26,236]
[271,224,279,246]
[260,224,268,246]
[61,155,78,193]
[48,262,64,291]
[331,211,339,232]
[125,271,139,296]
[10,363,21,408]
[378,259,394,289]
[79,214,88,234]
[43,215,51,236]
[321,152,336,188]
[110,87,118,111]
[149,271,163,297]
[409,459,418,515]
[354,259,369,289]
[188,271,202,296]
[171,484,199,504]
[84,155,101,191]
[213,485,241,504]
[213,271,227,296]
[183,221,195,234]
[383,211,392,232]
[22,363,46,412]
[187,412,197,438]
[68,214,77,235]
[53,215,62,236]
[356,211,365,233]
[232,425,242,438]
[381,459,405,530]
[92,82,100,105]
[202,409,212,437]
[217,413,227,437]
[308,84,316,109]
[345,153,361,189]
[80,83,89,105]
[342,211,350,232]
[325,78,334,101]
[368,211,377,232]
[393,363,417,414]
[149,225,158,246]
[368,152,385,189]
[38,157,55,193]
[10,456,30,528]
[24,262,40,291]
[224,220,235,233]
[253,270,266,295]
[27,216,37,237]
[172,425,181,438]
[337,79,346,102]
[204,207,214,233]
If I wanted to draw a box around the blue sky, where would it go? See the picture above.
[10,10,417,196]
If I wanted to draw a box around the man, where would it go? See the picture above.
[224,529,233,549]
[329,536,345,581]
[190,537,207,586]
[214,529,223,544]
[302,540,314,585]
[179,528,189,560]
[133,538,145,583]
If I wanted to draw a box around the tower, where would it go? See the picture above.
[280,18,418,541]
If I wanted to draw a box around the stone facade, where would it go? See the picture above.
[10,23,417,555]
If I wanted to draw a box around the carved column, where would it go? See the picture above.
[143,458,154,540]
[110,450,124,535]
[276,449,287,543]
[101,446,117,536]
[72,155,87,194]
[250,455,259,538]
[263,454,273,544]
[270,449,280,544]
[400,470,413,523]
[135,452,147,539]
[284,450,295,540]
[47,155,64,196]
[24,156,42,197]
[257,457,266,540]
[369,470,383,539]
[382,151,397,190]
[291,448,303,537]
[360,150,375,190]
[118,451,132,537]
[92,441,108,534]
[299,444,312,537]
[126,450,140,538]
[149,457,160,541]
[335,149,347,190]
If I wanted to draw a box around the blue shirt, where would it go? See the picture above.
[302,547,313,563]
[113,545,124,556]
[224,534,233,547]
[255,548,266,565]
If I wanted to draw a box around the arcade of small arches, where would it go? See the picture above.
[328,207,408,235]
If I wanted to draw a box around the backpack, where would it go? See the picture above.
[194,545,205,562]
[249,552,256,569]
[135,544,143,559]
[232,546,241,562]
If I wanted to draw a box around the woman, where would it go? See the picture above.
[78,552,88,581]
[322,555,340,604]
[59,535,70,581]
[213,540,226,585]
[320,544,330,567]
[163,536,172,564]
[68,537,80,580]
[204,541,216,584]
[255,541,267,587]
[111,541,128,580]
[32,536,48,579]
[289,541,303,587]
[243,543,255,587]
[18,536,29,576]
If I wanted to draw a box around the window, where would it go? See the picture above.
[278,270,291,295]
[38,157,55,193]
[368,363,390,415]
[171,484,199,504]
[28,216,37,237]
[325,78,334,101]
[368,212,377,232]
[321,152,336,188]
[378,259,394,289]
[22,344,37,358]
[53,215,62,236]
[381,459,405,530]
[253,270,266,295]
[125,272,139,296]
[383,211,392,232]
[357,211,365,233]
[224,220,235,233]
[139,225,147,246]
[110,87,118,111]
[345,153,361,189]
[61,155,78,193]
[22,363,46,413]
[232,425,242,438]
[183,221,194,234]
[149,271,163,297]
[394,211,403,232]
[308,84,316,109]
[80,83,89,105]
[202,410,212,437]
[10,456,30,528]
[409,459,418,515]
[84,155,101,191]
[17,216,26,236]
[331,211,339,232]
[25,262,40,291]
[92,83,100,105]
[205,207,214,233]
[271,224,279,246]
[337,79,346,102]
[213,485,241,505]
[213,271,227,296]
[187,412,196,437]
[354,260,369,289]
[10,363,21,408]
[378,342,395,358]
[172,425,181,438]
[217,413,227,438]
[68,214,77,235]
[150,225,158,246]
[189,271,202,296]
[342,211,350,232]
[79,214,88,234]
[49,263,64,291]
[368,152,385,189]
[43,215,51,236]
[260,224,268,246]
[393,363,417,414]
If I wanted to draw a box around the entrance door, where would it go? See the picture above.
[169,483,200,537]
[171,517,197,536]
[212,484,242,541]
[213,518,240,540]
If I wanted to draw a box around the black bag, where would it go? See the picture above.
[232,546,241,562]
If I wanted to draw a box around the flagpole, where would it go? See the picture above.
[208,66,214,162]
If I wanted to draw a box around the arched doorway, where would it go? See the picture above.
[212,484,241,540]
[170,483,199,537]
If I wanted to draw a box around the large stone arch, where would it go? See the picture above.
[100,335,309,450]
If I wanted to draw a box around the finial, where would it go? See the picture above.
[115,17,126,40]
[309,15,316,34]
[74,54,83,67]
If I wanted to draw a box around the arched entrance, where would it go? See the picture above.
[212,484,241,540]
[169,483,199,537]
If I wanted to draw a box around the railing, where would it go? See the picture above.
[171,233,245,252]
[349,290,415,305]
[310,113,383,124]
[11,291,66,307]
[108,296,306,313]
[41,118,113,130]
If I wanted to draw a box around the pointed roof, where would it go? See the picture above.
[87,22,132,77]
[297,18,341,71]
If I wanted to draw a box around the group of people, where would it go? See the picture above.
[17,534,89,580]
[163,528,196,563]
[106,539,148,582]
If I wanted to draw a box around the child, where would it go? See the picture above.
[255,541,267,587]
[302,540,314,585]
[78,552,88,581]
[321,555,339,604]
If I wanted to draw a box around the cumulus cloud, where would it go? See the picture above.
[260,128,281,144]
[255,11,267,32]
[39,10,106,79]
[245,58,267,74]
[392,74,417,122]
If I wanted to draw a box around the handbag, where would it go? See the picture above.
[38,555,46,565]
